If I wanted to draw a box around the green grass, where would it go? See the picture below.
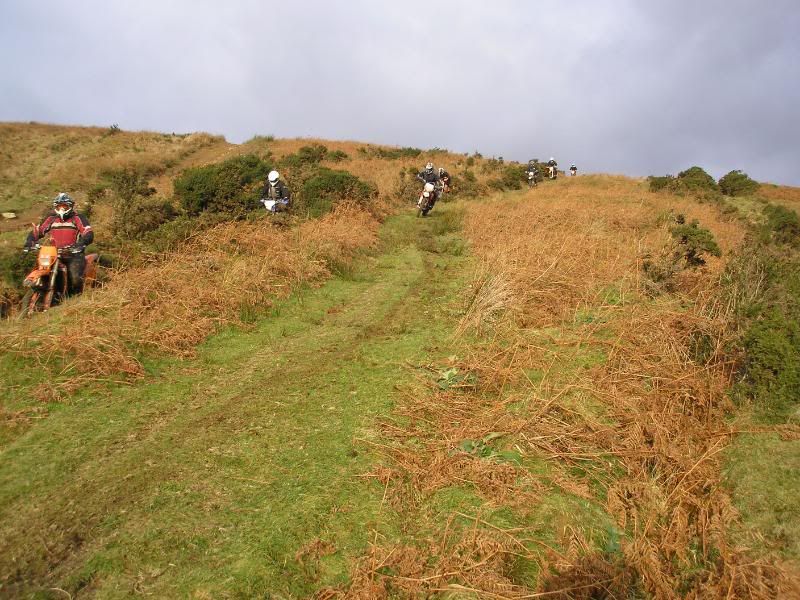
[0,206,473,597]
[724,431,800,562]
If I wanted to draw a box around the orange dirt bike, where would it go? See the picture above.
[17,240,98,319]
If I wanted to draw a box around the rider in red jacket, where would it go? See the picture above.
[24,193,94,293]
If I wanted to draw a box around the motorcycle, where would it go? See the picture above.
[417,182,436,217]
[17,239,99,319]
[548,165,558,180]
[527,170,538,188]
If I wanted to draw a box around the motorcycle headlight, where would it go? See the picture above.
[38,256,52,267]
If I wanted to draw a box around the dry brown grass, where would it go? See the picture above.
[0,203,379,388]
[758,183,800,213]
[329,176,796,598]
[0,122,225,212]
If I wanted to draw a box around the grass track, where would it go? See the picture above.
[0,206,468,598]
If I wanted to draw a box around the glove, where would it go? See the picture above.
[70,244,86,254]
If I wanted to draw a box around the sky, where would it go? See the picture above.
[2,0,799,184]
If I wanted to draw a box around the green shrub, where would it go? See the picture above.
[450,169,483,198]
[299,168,378,217]
[719,170,759,197]
[106,168,156,202]
[281,144,329,169]
[113,196,178,239]
[487,165,526,191]
[174,154,271,216]
[648,167,720,196]
[677,166,719,193]
[0,249,36,289]
[741,307,800,418]
[762,204,800,247]
[328,150,349,162]
[648,175,675,192]
[670,218,721,266]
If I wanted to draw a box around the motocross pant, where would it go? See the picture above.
[62,253,86,294]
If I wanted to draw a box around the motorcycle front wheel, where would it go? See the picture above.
[16,289,37,320]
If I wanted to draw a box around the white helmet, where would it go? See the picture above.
[268,170,280,184]
[550,157,555,162]
[425,162,434,171]
[423,182,435,192]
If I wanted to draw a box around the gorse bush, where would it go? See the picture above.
[300,167,378,217]
[174,154,271,216]
[280,144,330,169]
[761,203,800,247]
[721,202,800,420]
[677,166,719,192]
[719,170,759,197]
[670,218,721,266]
[114,197,178,239]
[487,165,526,191]
[648,166,720,196]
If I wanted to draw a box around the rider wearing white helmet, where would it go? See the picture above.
[261,170,291,213]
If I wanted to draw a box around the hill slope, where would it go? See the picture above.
[1,124,799,597]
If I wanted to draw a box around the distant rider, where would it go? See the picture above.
[547,157,558,180]
[261,170,291,213]
[24,193,94,294]
[436,167,452,203]
[570,164,577,176]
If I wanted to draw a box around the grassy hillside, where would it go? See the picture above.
[1,124,799,598]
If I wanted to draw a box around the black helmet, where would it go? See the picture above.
[53,192,74,218]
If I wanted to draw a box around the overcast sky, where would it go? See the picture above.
[2,1,799,184]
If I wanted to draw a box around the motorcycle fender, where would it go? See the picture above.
[24,268,51,284]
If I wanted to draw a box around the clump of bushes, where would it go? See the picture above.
[357,146,422,160]
[299,168,377,217]
[281,144,330,169]
[174,154,271,216]
[487,165,526,191]
[721,202,800,420]
[719,170,759,197]
[648,166,720,195]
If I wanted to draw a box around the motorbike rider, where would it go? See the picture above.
[436,167,451,202]
[547,157,558,180]
[261,170,291,213]
[525,161,539,186]
[569,164,577,176]
[23,193,94,294]
[416,163,441,209]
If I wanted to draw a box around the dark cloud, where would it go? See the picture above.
[2,0,798,184]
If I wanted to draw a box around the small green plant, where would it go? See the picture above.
[719,170,759,197]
